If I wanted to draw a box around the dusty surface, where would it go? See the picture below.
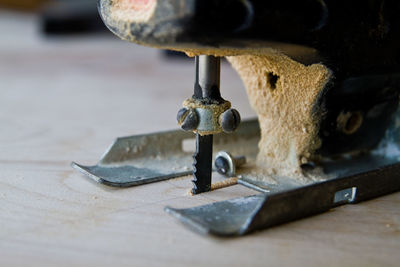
[111,0,157,23]
[228,52,332,180]
[183,97,231,135]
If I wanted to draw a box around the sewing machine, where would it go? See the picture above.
[73,0,400,236]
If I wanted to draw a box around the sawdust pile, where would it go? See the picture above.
[227,52,332,178]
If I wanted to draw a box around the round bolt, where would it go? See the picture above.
[177,108,199,131]
[220,108,241,133]
[214,151,246,177]
[336,111,363,135]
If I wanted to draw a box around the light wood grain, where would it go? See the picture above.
[0,11,399,267]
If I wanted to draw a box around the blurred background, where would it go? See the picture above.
[0,0,254,164]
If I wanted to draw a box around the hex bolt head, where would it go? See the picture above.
[220,108,241,133]
[177,108,199,131]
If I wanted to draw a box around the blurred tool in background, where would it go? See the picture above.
[0,0,47,10]
[0,0,105,34]
[40,0,105,34]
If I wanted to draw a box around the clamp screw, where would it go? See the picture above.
[214,151,246,177]
[177,108,199,131]
[220,108,241,133]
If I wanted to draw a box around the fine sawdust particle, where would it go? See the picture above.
[211,177,238,190]
[187,177,238,195]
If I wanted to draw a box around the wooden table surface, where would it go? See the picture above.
[1,11,399,267]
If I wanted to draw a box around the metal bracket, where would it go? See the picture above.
[73,118,400,236]
[166,160,400,236]
[72,119,260,187]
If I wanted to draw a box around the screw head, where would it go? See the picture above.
[215,151,246,177]
[215,156,230,175]
[177,108,199,131]
[220,108,241,133]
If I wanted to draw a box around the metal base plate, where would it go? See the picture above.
[166,158,400,236]
[72,119,260,187]
[73,118,400,236]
